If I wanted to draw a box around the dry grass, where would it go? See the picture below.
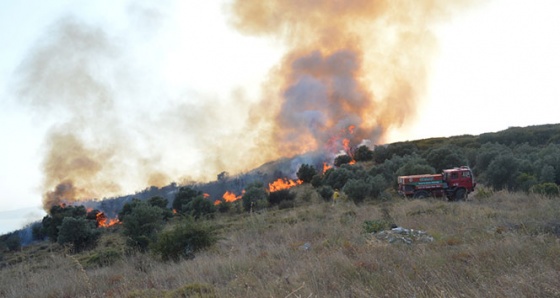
[2,190,560,297]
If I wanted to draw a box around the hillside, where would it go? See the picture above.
[1,123,560,297]
[1,189,560,297]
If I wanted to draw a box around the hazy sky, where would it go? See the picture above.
[1,0,559,234]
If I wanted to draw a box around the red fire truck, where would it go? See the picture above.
[397,166,476,201]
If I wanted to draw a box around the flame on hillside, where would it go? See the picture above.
[95,211,120,228]
[323,162,333,173]
[268,178,302,192]
[222,191,242,203]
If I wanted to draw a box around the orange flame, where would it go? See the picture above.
[343,138,351,153]
[95,211,120,228]
[268,178,302,192]
[323,162,332,173]
[222,191,242,203]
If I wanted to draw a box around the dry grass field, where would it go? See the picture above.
[2,186,560,297]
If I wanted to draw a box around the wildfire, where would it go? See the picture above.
[222,191,242,203]
[95,211,120,228]
[343,138,351,153]
[323,162,333,173]
[268,178,302,192]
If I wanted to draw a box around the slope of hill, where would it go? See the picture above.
[1,189,559,297]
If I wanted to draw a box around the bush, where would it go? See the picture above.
[85,248,123,267]
[363,219,395,233]
[369,174,388,198]
[343,178,372,203]
[1,232,22,252]
[153,221,219,262]
[334,154,353,167]
[354,145,374,162]
[57,217,100,252]
[531,183,560,198]
[323,167,352,190]
[318,185,334,202]
[42,205,89,241]
[122,204,164,251]
[297,164,317,183]
[188,197,217,220]
[268,189,295,206]
[486,154,520,190]
[242,182,268,212]
[173,187,204,214]
[310,174,323,188]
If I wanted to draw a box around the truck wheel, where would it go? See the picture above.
[454,189,466,201]
[413,190,430,199]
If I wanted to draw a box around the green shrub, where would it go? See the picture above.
[57,217,100,252]
[363,219,395,233]
[268,189,295,206]
[85,248,123,267]
[153,221,219,262]
[311,174,323,188]
[122,204,164,251]
[334,154,353,167]
[242,182,268,212]
[318,185,334,201]
[531,183,560,198]
[343,178,371,203]
[297,164,317,183]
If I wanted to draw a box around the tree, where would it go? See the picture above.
[343,178,371,203]
[41,205,89,241]
[187,196,216,220]
[323,167,353,190]
[369,174,388,198]
[334,155,353,167]
[173,187,204,214]
[148,196,173,220]
[122,204,164,251]
[57,217,100,252]
[353,145,374,162]
[297,164,317,183]
[148,196,168,209]
[425,145,467,172]
[242,182,268,212]
[318,185,334,202]
[486,154,520,190]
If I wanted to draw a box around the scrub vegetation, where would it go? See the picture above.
[1,124,560,297]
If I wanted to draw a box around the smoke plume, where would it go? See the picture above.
[230,0,473,157]
[14,1,473,211]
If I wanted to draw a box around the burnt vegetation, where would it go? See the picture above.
[2,124,560,296]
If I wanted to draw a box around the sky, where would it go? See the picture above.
[1,0,559,234]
